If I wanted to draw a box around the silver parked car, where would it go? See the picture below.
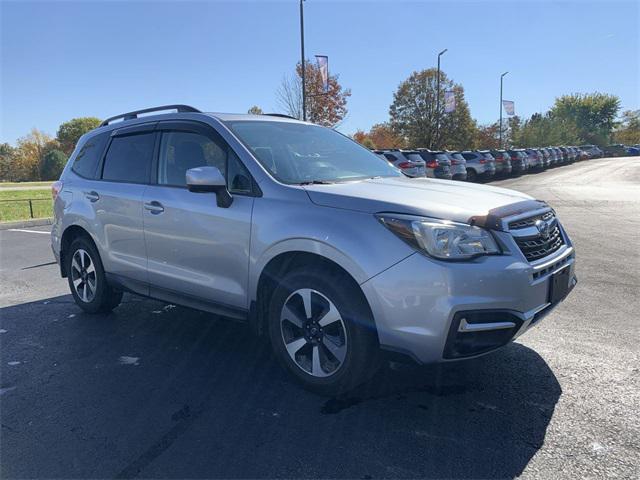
[51,105,577,395]
[374,149,426,178]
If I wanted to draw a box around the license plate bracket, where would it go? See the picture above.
[549,267,571,304]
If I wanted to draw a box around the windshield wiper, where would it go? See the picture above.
[297,180,335,185]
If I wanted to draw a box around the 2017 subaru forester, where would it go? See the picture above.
[51,105,577,395]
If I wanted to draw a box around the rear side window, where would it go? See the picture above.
[383,153,398,162]
[102,133,155,184]
[462,153,475,160]
[72,132,110,179]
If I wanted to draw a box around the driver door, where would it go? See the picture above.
[142,121,255,315]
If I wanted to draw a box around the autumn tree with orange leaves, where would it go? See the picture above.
[277,60,351,127]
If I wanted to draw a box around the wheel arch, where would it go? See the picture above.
[250,250,378,344]
[59,224,96,277]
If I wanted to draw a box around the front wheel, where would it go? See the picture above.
[268,268,380,395]
[66,237,122,313]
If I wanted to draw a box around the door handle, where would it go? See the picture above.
[84,191,100,202]
[144,201,165,214]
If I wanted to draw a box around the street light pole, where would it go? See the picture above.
[500,71,509,148]
[300,0,307,121]
[435,48,447,149]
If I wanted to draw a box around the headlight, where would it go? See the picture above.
[376,214,501,260]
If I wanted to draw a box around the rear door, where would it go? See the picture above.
[142,121,255,315]
[93,123,157,291]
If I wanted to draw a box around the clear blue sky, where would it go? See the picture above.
[1,0,638,144]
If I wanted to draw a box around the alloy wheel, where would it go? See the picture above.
[280,288,348,378]
[71,249,97,303]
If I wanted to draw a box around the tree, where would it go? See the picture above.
[40,149,67,180]
[352,131,376,149]
[368,123,405,149]
[476,122,501,150]
[277,60,351,127]
[511,112,580,147]
[247,106,263,115]
[613,110,640,145]
[389,69,476,149]
[14,129,57,181]
[438,85,478,150]
[550,93,620,145]
[56,117,101,155]
[0,143,18,182]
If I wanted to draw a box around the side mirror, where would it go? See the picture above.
[186,166,233,208]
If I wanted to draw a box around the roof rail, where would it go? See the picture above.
[99,104,201,127]
[263,113,299,120]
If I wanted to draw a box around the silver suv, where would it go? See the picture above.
[52,105,577,395]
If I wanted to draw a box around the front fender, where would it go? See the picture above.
[248,194,414,303]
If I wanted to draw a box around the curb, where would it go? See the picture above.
[0,217,53,230]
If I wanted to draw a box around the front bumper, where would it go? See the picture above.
[361,228,576,364]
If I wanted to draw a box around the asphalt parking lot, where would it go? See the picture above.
[1,157,639,479]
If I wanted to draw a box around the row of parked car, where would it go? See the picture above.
[373,145,625,182]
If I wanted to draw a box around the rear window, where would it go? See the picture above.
[418,151,435,161]
[403,153,424,162]
[483,153,495,161]
[451,153,465,161]
[102,132,156,184]
[435,153,449,161]
[72,132,110,179]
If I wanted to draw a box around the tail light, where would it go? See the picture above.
[426,161,438,168]
[450,159,458,165]
[51,181,63,201]
[479,158,487,164]
[397,161,416,169]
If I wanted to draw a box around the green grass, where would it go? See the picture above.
[0,188,53,222]
[0,181,53,188]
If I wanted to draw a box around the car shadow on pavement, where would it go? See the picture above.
[0,294,561,479]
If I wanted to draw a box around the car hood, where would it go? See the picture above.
[303,176,536,225]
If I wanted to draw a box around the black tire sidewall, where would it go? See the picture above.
[268,268,378,395]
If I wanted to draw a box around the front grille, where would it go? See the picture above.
[514,224,565,261]
[508,211,553,230]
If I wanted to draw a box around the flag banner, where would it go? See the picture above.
[502,100,515,116]
[444,90,456,113]
[315,55,329,92]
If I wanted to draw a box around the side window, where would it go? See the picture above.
[158,131,227,187]
[384,153,397,162]
[462,153,474,161]
[102,132,155,183]
[72,132,109,179]
[227,151,253,194]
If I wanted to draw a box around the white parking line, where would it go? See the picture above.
[7,229,50,235]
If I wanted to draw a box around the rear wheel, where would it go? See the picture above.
[466,168,477,182]
[268,267,380,395]
[66,237,122,313]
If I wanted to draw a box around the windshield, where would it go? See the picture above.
[224,121,401,184]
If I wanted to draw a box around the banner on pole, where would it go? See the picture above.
[502,100,515,116]
[315,55,329,92]
[444,90,456,113]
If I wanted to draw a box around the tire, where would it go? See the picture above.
[268,267,380,396]
[466,168,477,182]
[66,236,122,313]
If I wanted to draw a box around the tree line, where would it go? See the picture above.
[0,117,101,182]
[272,61,638,151]
[2,63,638,183]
